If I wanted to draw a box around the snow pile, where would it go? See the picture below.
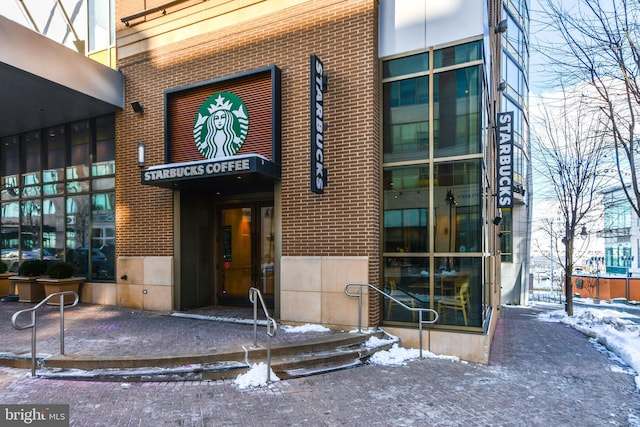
[539,306,640,390]
[368,343,460,366]
[363,335,397,349]
[233,363,280,389]
[280,324,331,333]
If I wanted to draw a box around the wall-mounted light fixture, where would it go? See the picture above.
[495,19,508,34]
[131,101,144,114]
[497,81,507,92]
[138,142,145,167]
[493,209,503,225]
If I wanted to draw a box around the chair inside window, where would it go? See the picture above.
[437,280,470,325]
[385,280,416,321]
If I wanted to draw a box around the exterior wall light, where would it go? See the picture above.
[131,101,144,113]
[138,142,145,167]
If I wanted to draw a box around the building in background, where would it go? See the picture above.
[498,0,532,305]
[1,0,508,363]
[601,186,638,276]
[0,1,122,282]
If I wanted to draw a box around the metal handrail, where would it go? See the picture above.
[11,291,80,377]
[248,287,277,383]
[344,282,439,359]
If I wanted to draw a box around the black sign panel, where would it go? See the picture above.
[496,112,513,208]
[310,55,326,194]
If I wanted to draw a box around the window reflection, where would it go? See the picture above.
[0,116,116,279]
[383,166,429,253]
[383,257,430,323]
[383,76,429,163]
[433,66,482,157]
[433,161,481,254]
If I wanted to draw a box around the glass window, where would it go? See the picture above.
[42,197,65,263]
[1,201,20,272]
[433,41,481,68]
[66,194,91,277]
[434,256,482,327]
[383,166,429,252]
[383,76,429,162]
[500,210,513,263]
[89,0,114,52]
[93,115,115,176]
[20,200,41,255]
[69,120,91,170]
[383,52,428,79]
[383,256,431,323]
[433,160,481,254]
[45,125,66,186]
[434,66,482,157]
[381,43,488,331]
[506,55,522,93]
[0,116,116,278]
[21,131,41,192]
[92,192,115,280]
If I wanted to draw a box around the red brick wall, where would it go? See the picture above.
[116,0,380,319]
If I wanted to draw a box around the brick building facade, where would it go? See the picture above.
[1,0,506,363]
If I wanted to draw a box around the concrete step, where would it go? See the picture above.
[10,330,397,382]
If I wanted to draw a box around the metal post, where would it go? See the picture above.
[30,310,37,377]
[418,311,423,359]
[59,299,65,355]
[252,289,258,347]
[356,285,363,333]
[622,255,634,301]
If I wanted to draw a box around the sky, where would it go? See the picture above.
[233,301,640,393]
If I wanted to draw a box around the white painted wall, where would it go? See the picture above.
[379,0,486,58]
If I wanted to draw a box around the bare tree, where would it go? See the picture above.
[532,89,612,315]
[540,0,640,217]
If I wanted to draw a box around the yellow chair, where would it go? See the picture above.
[437,281,470,325]
[385,280,416,321]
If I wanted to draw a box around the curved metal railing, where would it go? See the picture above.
[248,287,278,383]
[11,291,80,377]
[344,282,438,359]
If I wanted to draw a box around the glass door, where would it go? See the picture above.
[219,204,274,306]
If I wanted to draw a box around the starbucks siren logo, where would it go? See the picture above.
[193,92,249,159]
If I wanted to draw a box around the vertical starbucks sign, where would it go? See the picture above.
[193,92,249,159]
[311,55,326,194]
[496,111,513,208]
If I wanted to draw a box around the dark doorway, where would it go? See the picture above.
[178,192,216,310]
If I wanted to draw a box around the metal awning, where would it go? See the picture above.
[140,155,280,192]
[0,15,123,138]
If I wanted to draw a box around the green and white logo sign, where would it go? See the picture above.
[193,92,249,159]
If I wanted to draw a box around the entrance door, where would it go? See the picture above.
[219,204,274,306]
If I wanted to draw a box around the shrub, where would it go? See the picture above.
[46,262,76,279]
[18,259,48,277]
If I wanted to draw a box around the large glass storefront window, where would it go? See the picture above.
[382,40,488,329]
[0,115,115,280]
